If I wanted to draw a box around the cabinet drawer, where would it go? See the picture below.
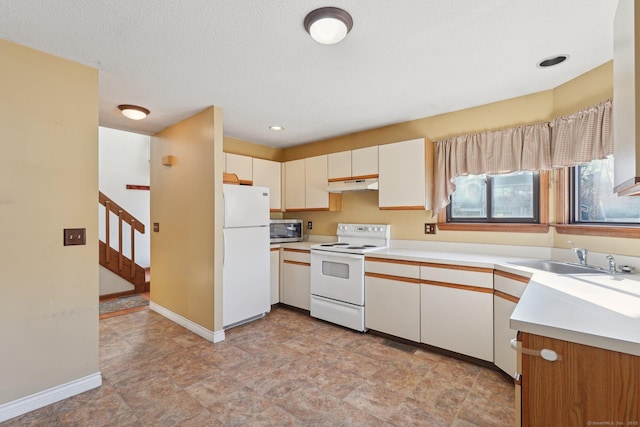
[283,249,310,264]
[420,263,493,289]
[365,258,420,279]
[494,269,530,298]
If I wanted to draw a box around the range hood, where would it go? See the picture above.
[327,178,379,193]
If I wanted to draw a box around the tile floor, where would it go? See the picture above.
[5,307,515,426]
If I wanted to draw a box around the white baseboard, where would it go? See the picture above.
[149,301,225,343]
[0,372,102,423]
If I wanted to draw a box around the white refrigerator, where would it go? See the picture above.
[222,184,270,328]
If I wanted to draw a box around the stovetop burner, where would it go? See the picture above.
[310,223,390,255]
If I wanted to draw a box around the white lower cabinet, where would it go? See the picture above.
[282,249,310,310]
[420,264,494,362]
[493,269,530,377]
[365,276,420,341]
[270,248,280,305]
[365,258,421,342]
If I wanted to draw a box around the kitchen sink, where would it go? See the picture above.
[508,259,604,275]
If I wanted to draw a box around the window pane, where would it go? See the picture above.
[491,172,535,219]
[451,174,487,219]
[576,157,640,223]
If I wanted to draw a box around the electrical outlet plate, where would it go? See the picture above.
[64,228,86,246]
[307,221,312,230]
[424,223,436,234]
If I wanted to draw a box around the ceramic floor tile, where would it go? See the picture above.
[203,386,274,425]
[274,383,342,424]
[57,393,139,427]
[343,379,409,422]
[385,398,452,427]
[116,375,206,425]
[4,306,516,426]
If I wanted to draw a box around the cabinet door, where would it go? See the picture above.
[305,155,329,210]
[420,283,493,361]
[521,333,640,427]
[494,294,518,377]
[270,248,280,305]
[225,153,253,184]
[378,138,426,209]
[328,151,351,180]
[282,261,310,310]
[253,158,281,211]
[365,275,420,342]
[352,146,378,178]
[494,270,530,378]
[284,159,305,211]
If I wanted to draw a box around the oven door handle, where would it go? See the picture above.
[311,250,364,261]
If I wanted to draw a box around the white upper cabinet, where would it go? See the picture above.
[328,151,352,181]
[378,138,429,210]
[352,146,378,178]
[224,153,253,184]
[305,155,330,210]
[327,146,379,181]
[253,158,282,211]
[285,156,339,211]
[284,159,306,211]
[613,0,640,196]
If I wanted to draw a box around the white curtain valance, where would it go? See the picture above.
[432,99,613,217]
[550,98,613,168]
[432,122,551,216]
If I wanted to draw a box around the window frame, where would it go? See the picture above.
[555,168,640,238]
[446,172,541,224]
[437,171,549,233]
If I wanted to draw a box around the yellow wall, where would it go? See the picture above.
[0,40,99,403]
[274,61,638,257]
[224,136,282,162]
[150,107,222,331]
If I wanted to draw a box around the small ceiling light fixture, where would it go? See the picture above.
[118,104,150,120]
[269,125,285,131]
[304,7,353,45]
[537,54,569,68]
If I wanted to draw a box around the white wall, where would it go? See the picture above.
[98,127,151,267]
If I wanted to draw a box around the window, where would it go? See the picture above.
[571,157,640,224]
[447,171,540,223]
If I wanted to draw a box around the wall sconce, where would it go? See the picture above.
[162,155,175,166]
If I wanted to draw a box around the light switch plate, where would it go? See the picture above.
[64,228,86,246]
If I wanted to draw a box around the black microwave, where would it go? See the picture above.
[270,219,303,243]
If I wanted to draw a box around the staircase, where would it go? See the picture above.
[99,191,149,298]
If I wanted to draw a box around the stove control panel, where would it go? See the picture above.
[337,223,390,238]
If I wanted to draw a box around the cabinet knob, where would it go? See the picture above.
[510,339,562,362]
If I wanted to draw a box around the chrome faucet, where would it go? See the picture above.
[606,254,617,274]
[568,241,588,265]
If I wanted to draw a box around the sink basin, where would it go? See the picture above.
[508,259,604,275]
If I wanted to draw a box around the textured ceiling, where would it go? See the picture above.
[0,1,617,148]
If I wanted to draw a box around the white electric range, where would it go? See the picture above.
[310,223,390,331]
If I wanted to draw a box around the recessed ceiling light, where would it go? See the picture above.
[118,104,150,120]
[537,55,569,68]
[304,7,353,45]
[269,125,285,131]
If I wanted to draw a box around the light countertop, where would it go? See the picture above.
[365,247,640,356]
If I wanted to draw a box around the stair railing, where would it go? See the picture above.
[98,192,145,279]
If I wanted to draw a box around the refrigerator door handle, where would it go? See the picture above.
[222,232,226,266]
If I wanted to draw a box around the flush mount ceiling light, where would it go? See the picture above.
[304,7,353,45]
[537,54,569,68]
[269,125,285,131]
[118,104,150,120]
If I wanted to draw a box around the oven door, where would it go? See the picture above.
[310,250,364,306]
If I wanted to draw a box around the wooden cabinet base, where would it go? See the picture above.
[521,333,640,426]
